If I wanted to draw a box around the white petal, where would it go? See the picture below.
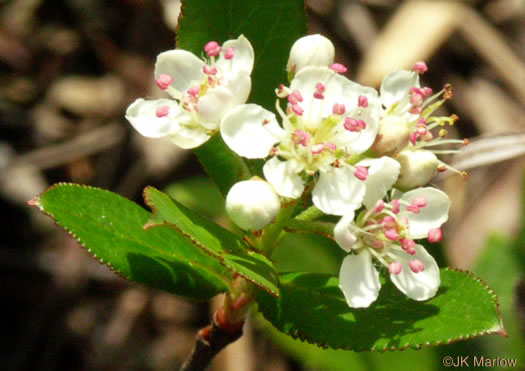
[287,34,335,73]
[339,251,381,308]
[357,157,400,209]
[155,50,204,96]
[125,98,186,138]
[169,128,210,149]
[312,167,366,216]
[390,244,440,301]
[216,35,255,76]
[380,70,419,109]
[334,212,357,252]
[263,157,304,198]
[197,86,233,128]
[221,104,285,159]
[223,71,251,106]
[398,187,450,239]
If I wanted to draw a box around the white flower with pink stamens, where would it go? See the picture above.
[125,35,254,149]
[334,187,450,308]
[373,62,467,183]
[221,65,386,215]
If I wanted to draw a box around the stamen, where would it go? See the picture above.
[156,105,170,118]
[409,259,425,273]
[329,63,347,74]
[413,61,428,74]
[358,95,368,108]
[155,74,173,90]
[354,166,368,181]
[406,205,420,214]
[427,228,442,243]
[384,229,399,241]
[332,103,345,115]
[388,261,402,275]
[311,143,325,154]
[276,84,289,98]
[224,47,235,60]
[344,118,366,132]
[391,199,400,214]
[292,130,310,146]
[187,85,200,97]
[381,216,396,228]
[412,196,427,208]
[324,142,337,151]
[374,200,384,213]
[204,41,221,57]
[291,104,303,116]
[203,65,217,75]
[314,83,325,99]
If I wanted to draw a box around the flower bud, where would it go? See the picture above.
[394,150,438,190]
[287,34,335,80]
[226,179,281,230]
[371,115,410,156]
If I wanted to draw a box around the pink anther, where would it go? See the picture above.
[311,143,325,154]
[391,199,400,214]
[203,65,217,75]
[409,259,425,273]
[381,216,396,229]
[388,261,402,275]
[406,204,420,214]
[224,47,235,60]
[358,95,368,108]
[155,105,170,118]
[422,87,433,96]
[412,196,427,208]
[413,61,428,74]
[374,200,384,213]
[204,41,221,57]
[314,83,325,99]
[353,166,368,181]
[187,85,200,97]
[324,142,337,151]
[292,130,310,146]
[400,238,415,251]
[372,240,384,249]
[409,132,418,145]
[329,63,347,74]
[332,103,346,115]
[427,228,442,243]
[155,74,173,90]
[291,103,304,116]
[384,229,399,241]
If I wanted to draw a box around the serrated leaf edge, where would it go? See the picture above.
[143,186,280,298]
[30,182,232,301]
[257,267,505,352]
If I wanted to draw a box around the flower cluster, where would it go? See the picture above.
[125,34,466,308]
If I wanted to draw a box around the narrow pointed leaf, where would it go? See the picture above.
[143,186,279,297]
[32,183,231,301]
[255,269,504,351]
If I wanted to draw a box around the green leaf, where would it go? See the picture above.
[177,0,306,110]
[164,176,226,219]
[472,234,525,367]
[143,186,280,297]
[255,269,504,351]
[32,183,231,301]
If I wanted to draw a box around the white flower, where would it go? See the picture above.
[394,149,438,190]
[335,187,450,308]
[125,35,254,149]
[226,179,281,230]
[373,62,467,178]
[287,34,335,76]
[221,65,382,216]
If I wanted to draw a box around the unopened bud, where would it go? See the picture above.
[226,179,281,230]
[394,150,438,191]
[371,115,410,156]
[287,34,335,80]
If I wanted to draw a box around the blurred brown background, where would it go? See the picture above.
[1,0,524,370]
